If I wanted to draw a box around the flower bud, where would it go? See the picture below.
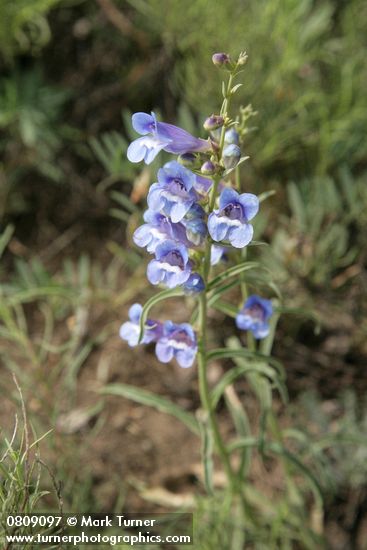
[237,51,248,66]
[222,144,241,170]
[224,128,239,145]
[201,160,216,175]
[203,115,224,132]
[212,53,231,67]
[177,152,198,168]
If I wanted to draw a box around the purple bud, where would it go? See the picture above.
[201,161,216,175]
[203,115,224,132]
[212,53,231,67]
[222,144,241,169]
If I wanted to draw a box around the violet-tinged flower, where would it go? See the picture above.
[222,143,241,169]
[155,321,197,368]
[194,174,212,195]
[201,160,216,175]
[203,115,224,131]
[133,210,189,254]
[147,240,192,288]
[210,245,228,265]
[183,273,205,294]
[212,53,231,67]
[208,187,259,248]
[127,112,210,165]
[236,295,273,339]
[181,204,208,246]
[148,161,198,223]
[119,303,162,347]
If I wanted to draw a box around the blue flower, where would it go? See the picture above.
[127,112,210,165]
[147,240,192,288]
[133,210,189,254]
[147,161,198,223]
[183,273,205,294]
[181,203,208,246]
[222,143,241,169]
[155,321,197,368]
[236,295,273,339]
[119,303,163,346]
[208,187,259,248]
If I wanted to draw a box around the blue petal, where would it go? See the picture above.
[133,224,153,248]
[155,340,174,363]
[147,183,165,212]
[245,295,273,320]
[131,112,154,135]
[208,213,229,242]
[235,313,254,331]
[170,200,192,223]
[175,348,196,368]
[127,137,148,163]
[239,193,259,221]
[129,303,142,323]
[184,273,205,293]
[228,223,253,248]
[219,187,240,209]
[165,268,191,288]
[154,240,178,260]
[119,321,139,347]
[147,260,164,285]
[252,322,270,339]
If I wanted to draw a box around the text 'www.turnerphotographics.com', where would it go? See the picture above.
[2,513,193,546]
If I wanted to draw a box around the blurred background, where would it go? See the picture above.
[0,0,366,548]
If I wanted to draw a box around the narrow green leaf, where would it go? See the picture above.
[228,436,259,452]
[138,288,185,342]
[207,348,285,378]
[101,383,199,435]
[197,410,214,494]
[211,300,238,318]
[258,190,276,203]
[211,364,277,408]
[208,261,259,290]
[231,83,243,94]
[0,224,15,259]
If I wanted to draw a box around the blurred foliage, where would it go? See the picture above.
[263,168,367,289]
[0,0,62,61]
[130,0,367,176]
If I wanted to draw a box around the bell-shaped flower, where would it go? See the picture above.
[155,321,197,368]
[208,187,259,248]
[183,273,205,294]
[127,112,210,165]
[181,204,208,246]
[147,240,192,288]
[119,303,163,347]
[147,161,198,223]
[133,210,189,254]
[236,295,273,339]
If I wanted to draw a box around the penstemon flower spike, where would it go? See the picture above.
[120,51,276,507]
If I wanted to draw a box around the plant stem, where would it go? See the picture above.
[197,64,249,506]
[197,255,237,493]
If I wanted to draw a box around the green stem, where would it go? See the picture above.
[196,66,247,503]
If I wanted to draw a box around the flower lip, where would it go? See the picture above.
[162,249,185,269]
[220,202,244,220]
